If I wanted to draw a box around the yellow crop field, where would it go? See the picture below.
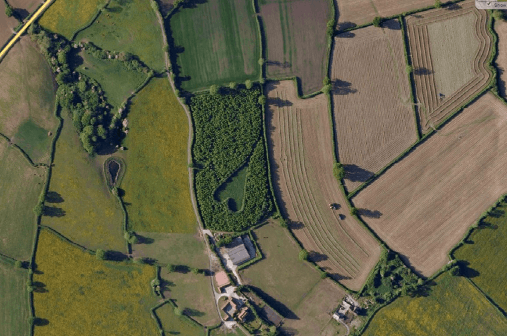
[121,78,196,233]
[33,230,159,336]
[39,0,107,39]
[363,273,507,336]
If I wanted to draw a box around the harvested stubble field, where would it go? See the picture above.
[0,138,44,260]
[0,1,18,48]
[169,0,260,91]
[41,112,125,252]
[334,0,452,29]
[331,20,417,192]
[495,20,507,98]
[154,302,205,336]
[266,81,380,290]
[9,0,41,14]
[406,2,492,134]
[281,279,346,336]
[39,0,107,40]
[33,230,159,336]
[240,221,323,312]
[121,78,196,234]
[353,93,507,277]
[76,0,166,72]
[363,273,507,336]
[454,199,507,313]
[0,36,58,164]
[0,258,30,336]
[260,0,331,95]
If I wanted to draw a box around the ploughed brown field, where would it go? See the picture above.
[9,0,40,16]
[261,0,331,95]
[353,93,507,277]
[266,80,380,290]
[335,0,452,29]
[0,1,18,50]
[406,1,492,134]
[495,20,507,99]
[331,20,417,192]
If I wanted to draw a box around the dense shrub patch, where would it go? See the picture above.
[191,88,273,231]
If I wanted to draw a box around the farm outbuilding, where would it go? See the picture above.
[226,237,252,266]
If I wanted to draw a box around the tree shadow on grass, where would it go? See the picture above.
[309,251,328,262]
[358,209,382,218]
[457,260,480,278]
[446,3,462,10]
[343,164,373,183]
[42,206,66,217]
[249,286,298,320]
[332,80,357,95]
[33,281,48,293]
[45,191,64,203]
[288,221,304,230]
[136,234,155,244]
[408,280,437,298]
[382,20,401,30]
[184,308,205,318]
[106,251,129,262]
[33,318,49,327]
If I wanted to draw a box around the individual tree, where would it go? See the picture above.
[333,162,345,180]
[229,82,237,89]
[210,84,219,95]
[373,16,383,27]
[322,84,331,94]
[95,249,106,260]
[133,257,145,264]
[14,260,23,269]
[33,203,44,216]
[350,207,358,216]
[258,58,265,66]
[406,65,413,74]
[435,0,442,8]
[298,249,309,261]
[167,264,176,272]
[5,4,13,17]
[258,95,266,105]
[449,264,460,276]
[323,77,331,86]
[326,19,335,36]
[191,267,200,275]
[174,307,182,316]
[245,79,253,89]
[320,271,328,279]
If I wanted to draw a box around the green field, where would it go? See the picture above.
[215,164,249,212]
[0,37,58,164]
[363,273,507,336]
[41,112,125,252]
[121,78,196,233]
[76,0,166,72]
[211,325,247,336]
[454,199,507,312]
[191,88,273,232]
[240,222,322,311]
[39,0,107,39]
[155,302,206,336]
[0,138,43,260]
[132,231,207,267]
[169,0,261,91]
[0,257,30,336]
[160,268,220,327]
[76,51,149,108]
[33,229,159,336]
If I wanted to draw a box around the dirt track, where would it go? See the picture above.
[266,80,380,290]
[353,93,507,277]
[331,20,417,192]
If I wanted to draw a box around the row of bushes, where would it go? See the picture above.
[82,42,153,75]
[29,25,121,155]
[191,88,274,231]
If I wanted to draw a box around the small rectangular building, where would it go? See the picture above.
[227,237,252,266]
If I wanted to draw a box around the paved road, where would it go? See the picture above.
[0,0,54,60]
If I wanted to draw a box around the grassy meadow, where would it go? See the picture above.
[363,273,507,336]
[240,222,322,312]
[39,0,107,39]
[0,258,30,336]
[121,78,195,233]
[160,268,220,327]
[155,302,206,336]
[454,199,507,312]
[169,0,261,91]
[41,112,125,252]
[76,51,149,108]
[211,326,247,336]
[0,138,44,260]
[0,37,58,164]
[215,164,249,212]
[131,231,207,266]
[76,0,166,72]
[33,230,159,336]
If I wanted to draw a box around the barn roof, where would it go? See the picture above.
[227,237,252,265]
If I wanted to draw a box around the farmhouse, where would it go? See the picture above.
[226,237,253,266]
[221,298,237,319]
[215,271,230,292]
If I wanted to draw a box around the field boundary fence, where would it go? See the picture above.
[69,0,112,41]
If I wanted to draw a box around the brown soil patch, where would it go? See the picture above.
[353,93,507,277]
[335,0,452,29]
[495,20,507,99]
[9,0,40,17]
[406,1,492,134]
[261,0,331,95]
[266,80,381,290]
[331,20,417,192]
[0,1,18,49]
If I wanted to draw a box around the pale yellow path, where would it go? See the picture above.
[0,0,54,60]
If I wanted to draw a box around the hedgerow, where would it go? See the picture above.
[191,88,273,231]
